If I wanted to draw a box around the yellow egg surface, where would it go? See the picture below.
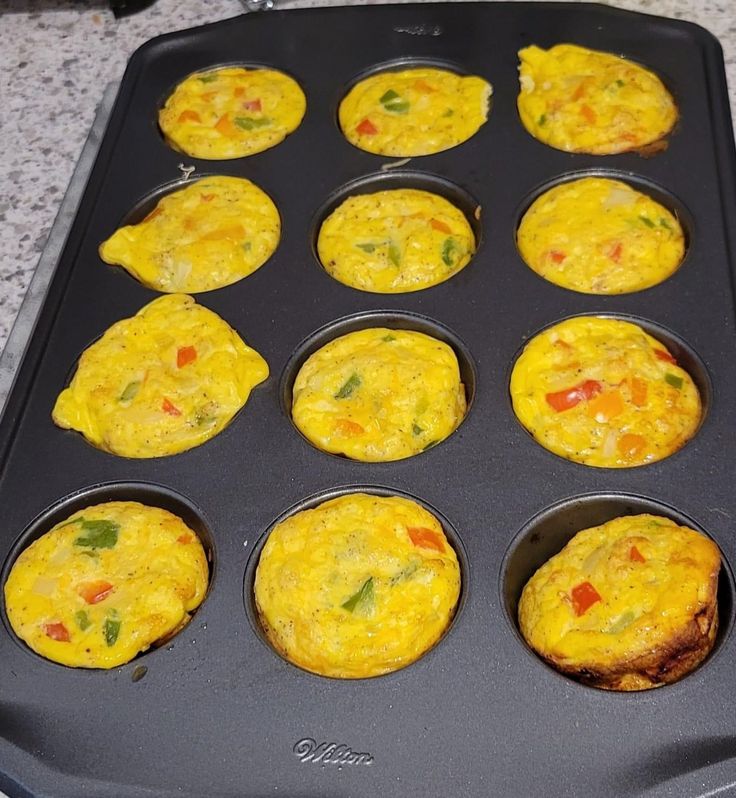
[518,515,720,690]
[52,294,269,458]
[159,66,306,159]
[517,44,678,154]
[99,176,280,293]
[339,67,492,156]
[292,328,466,462]
[254,493,461,678]
[510,317,701,467]
[4,501,209,669]
[318,189,476,293]
[517,177,685,294]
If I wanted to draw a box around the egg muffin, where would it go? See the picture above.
[99,176,280,293]
[318,188,475,293]
[517,177,685,294]
[292,328,466,461]
[159,66,306,159]
[518,514,721,690]
[517,44,678,154]
[254,493,461,678]
[52,294,269,458]
[4,501,209,669]
[339,67,492,156]
[510,317,701,467]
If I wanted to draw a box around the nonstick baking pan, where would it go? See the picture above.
[2,3,736,796]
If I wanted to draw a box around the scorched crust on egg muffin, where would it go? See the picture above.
[317,188,476,293]
[254,493,461,678]
[52,294,269,458]
[518,514,721,690]
[339,67,492,156]
[510,316,701,468]
[159,66,305,159]
[291,328,467,462]
[517,176,685,294]
[517,44,677,154]
[4,501,209,669]
[99,176,280,293]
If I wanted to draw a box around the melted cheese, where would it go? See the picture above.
[99,176,280,293]
[517,177,685,294]
[159,66,305,159]
[4,501,209,668]
[292,328,466,461]
[254,493,461,678]
[52,294,269,458]
[339,67,491,156]
[510,317,701,467]
[318,188,476,293]
[518,44,677,154]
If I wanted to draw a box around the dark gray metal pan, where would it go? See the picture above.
[1,4,736,796]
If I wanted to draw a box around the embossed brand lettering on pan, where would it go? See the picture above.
[293,738,373,765]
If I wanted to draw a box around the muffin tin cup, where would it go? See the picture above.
[513,168,695,291]
[0,481,216,671]
[156,63,308,158]
[2,4,736,796]
[505,310,713,468]
[311,169,483,285]
[500,492,735,693]
[280,308,477,459]
[243,483,469,679]
[335,57,493,155]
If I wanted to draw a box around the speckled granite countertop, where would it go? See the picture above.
[0,0,734,358]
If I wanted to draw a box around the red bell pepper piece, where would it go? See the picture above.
[545,380,602,412]
[162,398,182,416]
[430,218,452,234]
[334,419,365,436]
[43,622,70,642]
[654,348,677,365]
[177,346,197,368]
[407,526,445,553]
[77,580,114,605]
[549,250,566,264]
[356,118,378,135]
[571,581,602,616]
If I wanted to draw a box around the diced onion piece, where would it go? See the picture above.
[32,577,57,597]
[519,75,535,93]
[602,430,618,459]
[602,186,636,209]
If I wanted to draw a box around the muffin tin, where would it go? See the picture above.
[1,3,736,796]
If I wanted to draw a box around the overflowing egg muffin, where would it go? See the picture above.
[159,66,306,159]
[517,44,678,154]
[318,188,476,293]
[517,177,685,294]
[339,67,492,156]
[52,294,269,458]
[254,493,461,678]
[4,501,209,669]
[99,176,280,293]
[292,328,466,461]
[510,316,701,467]
[518,514,721,690]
